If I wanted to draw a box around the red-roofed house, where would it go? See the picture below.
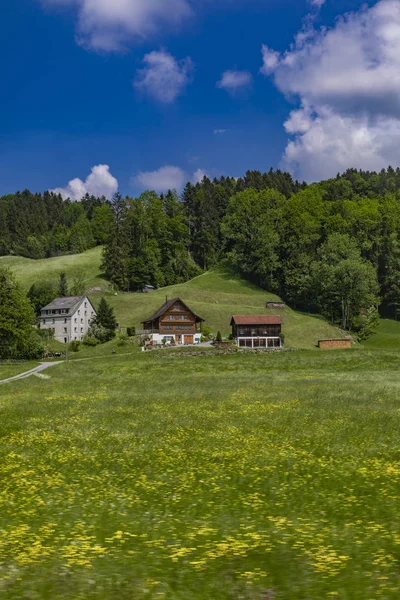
[231,315,283,348]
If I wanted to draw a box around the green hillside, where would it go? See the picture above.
[2,249,345,349]
[102,266,343,349]
[0,247,106,291]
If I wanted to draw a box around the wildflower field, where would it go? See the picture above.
[0,348,399,599]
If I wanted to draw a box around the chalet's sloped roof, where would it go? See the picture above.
[41,296,85,314]
[231,315,282,326]
[142,297,205,324]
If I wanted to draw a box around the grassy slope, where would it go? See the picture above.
[0,246,106,291]
[3,248,344,349]
[362,318,400,349]
[103,266,343,349]
[0,348,399,599]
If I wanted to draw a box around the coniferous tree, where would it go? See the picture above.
[94,298,117,338]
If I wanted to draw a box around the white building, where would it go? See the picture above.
[40,296,97,343]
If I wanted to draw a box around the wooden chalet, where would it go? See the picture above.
[142,298,205,345]
[231,315,283,348]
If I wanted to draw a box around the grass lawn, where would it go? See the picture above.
[0,348,399,599]
[0,362,40,380]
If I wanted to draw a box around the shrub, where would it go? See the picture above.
[88,324,114,344]
[127,327,136,337]
[117,333,128,347]
[83,335,100,347]
[38,328,55,340]
[69,340,81,353]
[202,326,212,338]
[216,331,223,343]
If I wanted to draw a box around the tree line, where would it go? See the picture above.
[4,166,400,330]
[0,191,114,258]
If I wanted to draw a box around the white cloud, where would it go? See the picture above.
[134,50,193,103]
[51,164,118,200]
[135,165,208,190]
[43,0,193,52]
[261,0,400,180]
[217,70,252,93]
[213,129,228,135]
[192,168,207,183]
[135,166,186,192]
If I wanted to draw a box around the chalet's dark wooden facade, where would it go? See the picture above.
[231,316,283,348]
[142,298,204,345]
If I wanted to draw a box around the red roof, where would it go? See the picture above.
[231,315,282,326]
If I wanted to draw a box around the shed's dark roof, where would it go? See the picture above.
[142,297,205,324]
[41,296,86,313]
[231,315,282,326]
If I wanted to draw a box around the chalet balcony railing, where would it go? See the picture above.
[137,329,201,335]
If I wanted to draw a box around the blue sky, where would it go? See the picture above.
[0,0,395,199]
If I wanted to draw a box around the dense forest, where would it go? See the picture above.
[4,167,400,328]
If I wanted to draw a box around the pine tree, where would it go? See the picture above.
[94,298,117,338]
[58,272,68,297]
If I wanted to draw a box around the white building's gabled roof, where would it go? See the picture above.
[41,296,87,314]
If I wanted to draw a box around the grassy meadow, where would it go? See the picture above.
[1,347,399,600]
[0,247,106,292]
[0,362,40,380]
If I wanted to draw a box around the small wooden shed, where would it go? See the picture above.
[318,338,352,349]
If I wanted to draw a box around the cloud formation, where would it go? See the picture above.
[52,164,118,200]
[217,70,252,93]
[135,166,187,192]
[134,50,194,103]
[213,129,228,135]
[192,168,207,183]
[135,165,208,191]
[43,0,192,52]
[261,0,400,180]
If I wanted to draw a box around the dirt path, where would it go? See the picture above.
[0,362,63,385]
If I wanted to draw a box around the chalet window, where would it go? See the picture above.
[84,302,87,308]
[43,319,46,324]
[75,318,77,323]
[53,319,55,324]
[64,318,67,324]
[64,327,67,333]
[85,311,87,316]
[78,310,80,315]
[239,328,245,335]
[74,328,77,333]
[81,319,83,324]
